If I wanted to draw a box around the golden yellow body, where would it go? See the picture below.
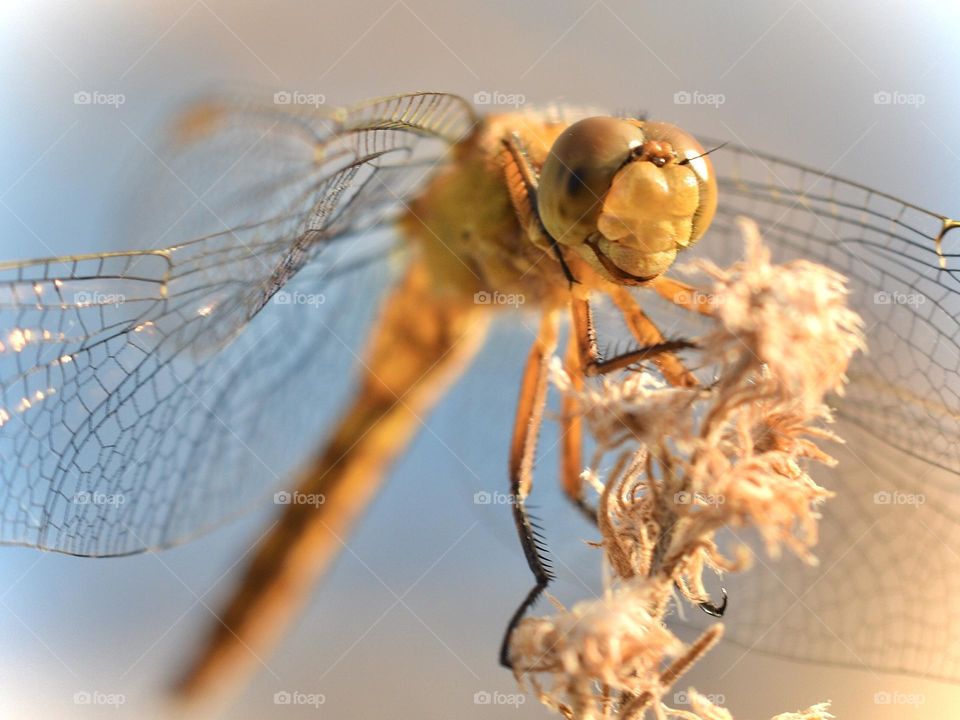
[400,112,575,306]
[180,105,718,701]
[402,111,716,308]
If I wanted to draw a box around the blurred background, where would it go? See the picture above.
[1,0,959,717]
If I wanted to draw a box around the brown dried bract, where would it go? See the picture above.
[512,219,861,719]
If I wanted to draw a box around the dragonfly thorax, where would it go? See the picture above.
[401,112,718,308]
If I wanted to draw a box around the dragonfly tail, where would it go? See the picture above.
[173,259,489,703]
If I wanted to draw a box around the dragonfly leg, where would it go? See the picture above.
[176,260,489,701]
[567,292,727,618]
[499,310,560,669]
[558,293,698,525]
[557,294,695,519]
[558,322,597,524]
[608,286,699,386]
[500,134,578,285]
[697,587,728,617]
[570,291,698,380]
[647,274,715,316]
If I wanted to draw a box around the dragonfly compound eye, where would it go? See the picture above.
[538,117,717,283]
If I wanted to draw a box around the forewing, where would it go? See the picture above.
[0,92,477,556]
[641,141,960,682]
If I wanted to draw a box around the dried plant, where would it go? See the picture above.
[508,218,862,719]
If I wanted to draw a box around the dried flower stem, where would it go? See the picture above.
[510,219,860,719]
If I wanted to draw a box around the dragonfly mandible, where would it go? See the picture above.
[1,91,958,699]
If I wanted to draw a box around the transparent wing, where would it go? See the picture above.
[0,91,477,556]
[640,141,960,682]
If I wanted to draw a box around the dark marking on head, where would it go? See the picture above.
[566,168,586,197]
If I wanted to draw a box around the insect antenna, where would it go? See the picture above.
[679,142,729,166]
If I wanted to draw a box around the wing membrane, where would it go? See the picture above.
[4,94,958,683]
[0,92,476,556]
[641,141,960,682]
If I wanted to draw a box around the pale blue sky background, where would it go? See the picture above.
[1,1,959,718]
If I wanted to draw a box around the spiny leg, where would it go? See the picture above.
[608,286,699,387]
[500,134,578,285]
[695,588,728,617]
[498,130,722,642]
[501,136,598,529]
[571,293,698,380]
[570,276,716,380]
[499,126,705,429]
[568,293,726,618]
[559,322,595,524]
[500,310,560,668]
[498,130,575,668]
[559,296,696,523]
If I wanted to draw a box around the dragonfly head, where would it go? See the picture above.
[537,116,717,284]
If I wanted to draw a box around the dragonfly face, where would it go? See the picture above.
[402,112,717,306]
[538,117,718,283]
[1,91,959,701]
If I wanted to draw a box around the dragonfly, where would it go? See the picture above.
[1,91,959,700]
